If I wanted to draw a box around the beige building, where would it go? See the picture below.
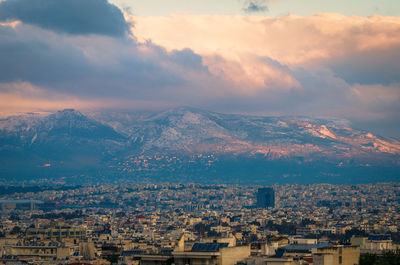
[2,243,71,263]
[269,237,289,248]
[351,236,394,254]
[201,234,237,247]
[26,222,86,241]
[122,237,250,265]
[313,245,360,265]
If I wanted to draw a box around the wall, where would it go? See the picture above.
[220,245,250,265]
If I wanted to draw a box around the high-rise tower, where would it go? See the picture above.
[256,187,275,208]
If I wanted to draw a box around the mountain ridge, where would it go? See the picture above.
[0,107,399,184]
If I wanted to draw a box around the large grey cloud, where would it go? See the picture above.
[0,0,129,36]
[327,46,400,86]
[0,0,211,97]
[0,22,213,100]
[0,25,92,84]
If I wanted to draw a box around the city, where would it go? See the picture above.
[0,183,398,264]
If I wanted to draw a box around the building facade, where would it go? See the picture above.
[256,188,275,208]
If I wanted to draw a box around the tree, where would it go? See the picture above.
[194,223,208,236]
[10,226,21,235]
[359,250,400,265]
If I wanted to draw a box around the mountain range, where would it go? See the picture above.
[0,107,399,184]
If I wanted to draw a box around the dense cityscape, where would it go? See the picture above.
[0,183,399,264]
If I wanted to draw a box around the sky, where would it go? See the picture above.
[0,0,399,138]
[113,0,400,17]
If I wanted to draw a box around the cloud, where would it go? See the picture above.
[0,0,129,36]
[129,14,400,123]
[0,22,181,95]
[1,4,400,137]
[0,24,93,86]
[203,54,300,94]
[0,82,176,117]
[328,46,400,86]
[351,83,400,105]
[242,0,268,14]
[131,14,400,87]
[0,21,232,105]
[132,13,400,66]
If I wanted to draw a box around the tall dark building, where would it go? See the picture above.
[256,187,275,208]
